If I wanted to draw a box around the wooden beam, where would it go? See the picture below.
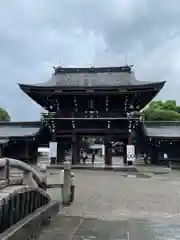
[56,129,128,136]
[43,117,139,120]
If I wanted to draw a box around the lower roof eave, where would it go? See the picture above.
[0,138,9,144]
[9,135,37,140]
[18,81,166,92]
[148,136,180,140]
[0,121,41,139]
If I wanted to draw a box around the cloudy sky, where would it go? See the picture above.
[0,0,180,121]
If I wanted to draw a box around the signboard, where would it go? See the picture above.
[126,144,135,163]
[49,142,57,159]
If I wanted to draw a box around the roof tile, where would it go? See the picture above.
[145,122,180,138]
[44,71,149,87]
[0,125,39,138]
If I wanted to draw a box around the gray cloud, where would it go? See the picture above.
[0,0,180,120]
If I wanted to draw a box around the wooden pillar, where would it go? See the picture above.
[30,140,38,164]
[0,144,3,158]
[25,140,29,162]
[150,145,159,164]
[128,133,132,145]
[1,142,6,157]
[11,140,23,162]
[72,134,77,165]
[57,141,65,164]
[123,140,127,164]
[76,137,81,164]
[104,137,112,166]
[71,134,81,165]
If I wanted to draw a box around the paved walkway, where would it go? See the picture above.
[39,170,180,239]
[39,156,170,174]
[38,155,124,168]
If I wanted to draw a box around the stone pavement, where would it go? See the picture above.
[38,170,180,239]
[38,215,180,240]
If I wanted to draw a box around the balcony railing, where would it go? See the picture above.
[41,111,140,119]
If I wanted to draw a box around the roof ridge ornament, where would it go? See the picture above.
[54,65,134,74]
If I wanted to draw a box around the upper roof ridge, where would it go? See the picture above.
[54,65,133,74]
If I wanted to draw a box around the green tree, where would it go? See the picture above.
[148,100,164,110]
[144,109,180,121]
[161,100,176,111]
[142,100,180,121]
[0,108,10,121]
[176,105,180,113]
[80,137,95,150]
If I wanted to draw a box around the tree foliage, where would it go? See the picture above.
[0,107,10,121]
[80,137,96,150]
[142,100,180,121]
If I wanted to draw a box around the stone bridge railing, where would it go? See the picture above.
[0,158,75,239]
[0,185,50,233]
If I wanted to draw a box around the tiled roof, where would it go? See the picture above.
[44,67,155,87]
[21,66,164,88]
[0,122,40,138]
[0,139,9,144]
[144,121,180,138]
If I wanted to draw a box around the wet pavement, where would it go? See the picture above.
[38,215,180,239]
[38,170,180,239]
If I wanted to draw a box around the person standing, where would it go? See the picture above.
[80,148,83,163]
[144,153,148,164]
[82,151,87,164]
[92,151,95,164]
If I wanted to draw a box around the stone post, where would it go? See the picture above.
[62,161,71,205]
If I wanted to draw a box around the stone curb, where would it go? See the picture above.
[47,165,139,173]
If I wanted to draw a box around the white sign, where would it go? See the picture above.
[164,153,168,159]
[126,144,135,163]
[49,142,57,158]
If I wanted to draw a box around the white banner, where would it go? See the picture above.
[49,142,57,158]
[126,144,135,163]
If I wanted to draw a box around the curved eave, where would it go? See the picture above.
[19,84,50,110]
[19,81,165,110]
[19,81,166,91]
[139,81,166,109]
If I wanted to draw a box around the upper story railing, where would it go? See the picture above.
[41,110,141,119]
